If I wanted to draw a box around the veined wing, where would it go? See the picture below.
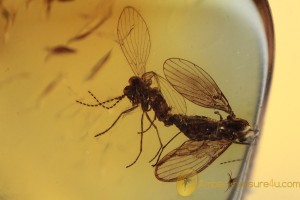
[155,139,231,182]
[157,76,187,115]
[141,71,187,115]
[163,58,234,116]
[155,74,187,115]
[117,6,150,77]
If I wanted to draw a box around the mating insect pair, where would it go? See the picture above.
[76,6,257,182]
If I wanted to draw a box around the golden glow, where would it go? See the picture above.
[0,0,270,199]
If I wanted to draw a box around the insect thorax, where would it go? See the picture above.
[123,76,149,108]
[147,88,172,125]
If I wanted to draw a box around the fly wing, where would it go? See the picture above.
[157,76,187,115]
[154,74,187,115]
[117,6,150,77]
[163,58,234,116]
[141,71,187,115]
[155,140,232,182]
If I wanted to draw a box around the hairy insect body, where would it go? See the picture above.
[123,75,254,145]
[123,76,172,124]
[148,89,173,125]
[123,76,253,143]
[170,115,219,141]
[167,115,252,143]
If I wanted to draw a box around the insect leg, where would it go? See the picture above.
[226,170,238,191]
[145,112,161,145]
[94,105,138,137]
[151,131,182,166]
[137,112,156,134]
[143,112,164,163]
[126,111,146,168]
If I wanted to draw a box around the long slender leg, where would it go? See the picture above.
[144,112,164,163]
[94,105,138,137]
[152,131,182,166]
[126,112,145,168]
[138,114,156,134]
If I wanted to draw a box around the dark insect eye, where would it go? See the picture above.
[123,86,131,94]
[129,77,140,85]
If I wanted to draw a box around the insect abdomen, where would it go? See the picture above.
[172,115,221,140]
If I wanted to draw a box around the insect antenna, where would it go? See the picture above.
[214,111,223,121]
[76,91,125,109]
[220,159,243,165]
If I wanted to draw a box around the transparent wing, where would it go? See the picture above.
[155,139,232,182]
[117,6,150,77]
[155,74,187,114]
[163,58,234,116]
[157,76,187,115]
[141,71,187,114]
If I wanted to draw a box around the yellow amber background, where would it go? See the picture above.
[247,1,300,200]
[0,0,280,199]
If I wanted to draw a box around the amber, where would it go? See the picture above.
[0,0,273,199]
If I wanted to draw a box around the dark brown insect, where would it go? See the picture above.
[154,58,257,182]
[226,170,238,191]
[76,7,185,167]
